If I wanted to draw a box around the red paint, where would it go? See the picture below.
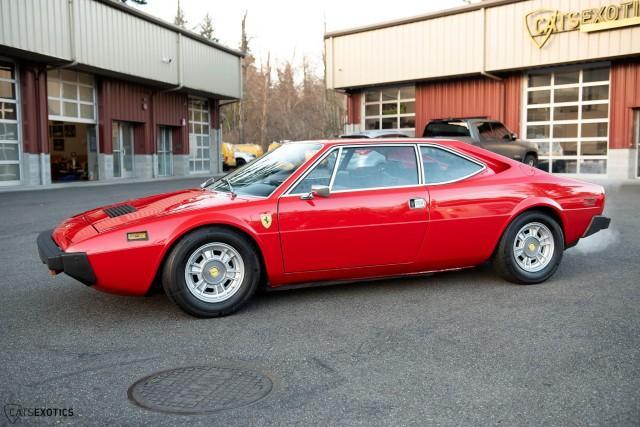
[49,138,606,296]
[610,59,640,149]
[415,74,522,137]
[19,66,48,154]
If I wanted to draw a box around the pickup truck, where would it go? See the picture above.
[423,118,539,167]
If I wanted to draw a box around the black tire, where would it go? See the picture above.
[235,158,246,167]
[523,154,538,167]
[222,163,230,171]
[492,211,564,285]
[162,227,261,317]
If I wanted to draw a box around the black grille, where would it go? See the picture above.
[104,204,136,218]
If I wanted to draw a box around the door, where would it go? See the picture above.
[477,121,523,161]
[112,122,134,178]
[87,125,98,181]
[157,126,173,177]
[277,145,428,273]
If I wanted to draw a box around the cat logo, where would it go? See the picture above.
[260,213,273,229]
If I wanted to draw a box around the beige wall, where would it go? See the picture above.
[326,0,640,89]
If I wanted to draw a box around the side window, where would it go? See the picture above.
[476,121,494,138]
[420,146,484,184]
[290,150,338,194]
[333,146,419,191]
[490,123,512,140]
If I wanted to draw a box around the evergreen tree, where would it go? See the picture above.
[174,0,187,28]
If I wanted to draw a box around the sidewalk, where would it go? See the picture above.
[0,174,224,194]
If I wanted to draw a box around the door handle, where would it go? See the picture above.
[408,198,427,209]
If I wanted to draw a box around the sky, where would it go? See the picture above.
[132,0,470,74]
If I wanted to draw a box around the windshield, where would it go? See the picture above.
[205,142,323,197]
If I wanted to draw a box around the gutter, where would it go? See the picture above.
[164,33,184,93]
[480,7,502,81]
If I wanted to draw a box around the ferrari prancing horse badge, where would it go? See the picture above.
[260,213,272,229]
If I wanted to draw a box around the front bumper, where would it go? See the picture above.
[582,215,611,238]
[37,229,96,286]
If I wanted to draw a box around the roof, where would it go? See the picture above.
[324,0,524,39]
[95,0,244,57]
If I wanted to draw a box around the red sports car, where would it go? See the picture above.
[38,139,610,317]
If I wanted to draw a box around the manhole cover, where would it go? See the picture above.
[128,365,273,414]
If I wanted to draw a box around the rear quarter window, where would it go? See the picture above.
[420,146,484,184]
[424,122,471,137]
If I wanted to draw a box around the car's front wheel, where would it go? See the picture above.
[162,227,261,317]
[493,211,564,284]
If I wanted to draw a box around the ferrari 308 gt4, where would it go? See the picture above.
[38,139,610,317]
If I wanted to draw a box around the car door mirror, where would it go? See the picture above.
[301,185,331,200]
[509,133,517,141]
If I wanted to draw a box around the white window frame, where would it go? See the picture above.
[362,86,416,136]
[157,126,173,177]
[47,69,96,124]
[524,64,610,175]
[0,59,22,186]
[188,98,211,173]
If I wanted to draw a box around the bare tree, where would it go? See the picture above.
[199,13,218,42]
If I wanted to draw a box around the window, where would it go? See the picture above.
[420,146,484,184]
[424,121,470,137]
[290,150,338,194]
[525,65,609,174]
[332,146,419,191]
[47,70,95,123]
[188,98,211,173]
[363,86,415,136]
[489,123,512,140]
[0,61,20,184]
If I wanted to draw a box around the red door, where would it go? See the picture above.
[277,144,429,273]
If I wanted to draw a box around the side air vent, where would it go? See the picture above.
[104,204,136,218]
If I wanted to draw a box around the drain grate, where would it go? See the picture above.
[128,365,273,414]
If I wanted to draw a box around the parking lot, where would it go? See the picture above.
[0,178,638,425]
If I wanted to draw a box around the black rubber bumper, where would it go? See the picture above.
[37,229,96,286]
[583,215,611,238]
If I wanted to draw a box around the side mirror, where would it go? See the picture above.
[510,133,518,141]
[300,185,331,200]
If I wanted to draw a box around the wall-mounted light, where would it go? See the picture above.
[162,57,173,64]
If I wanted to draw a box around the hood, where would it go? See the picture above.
[53,189,250,249]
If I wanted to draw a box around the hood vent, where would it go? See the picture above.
[104,204,136,218]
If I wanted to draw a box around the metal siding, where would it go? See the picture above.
[415,74,522,137]
[0,0,71,59]
[182,37,241,98]
[75,0,178,85]
[346,93,361,125]
[330,10,483,89]
[327,0,640,89]
[154,92,187,127]
[610,59,640,149]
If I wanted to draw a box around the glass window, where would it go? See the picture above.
[0,62,15,80]
[420,146,483,184]
[528,90,550,104]
[583,85,609,101]
[47,70,95,122]
[363,86,415,135]
[0,81,15,99]
[554,87,579,103]
[332,146,418,190]
[583,67,609,83]
[476,122,493,137]
[424,121,470,137]
[0,142,19,161]
[555,70,579,85]
[581,141,607,156]
[208,143,322,197]
[554,105,578,121]
[528,74,551,87]
[527,108,550,122]
[290,150,338,194]
[582,104,608,119]
[527,125,550,139]
[0,164,19,181]
[581,122,608,137]
[188,98,212,173]
[553,123,578,138]
[579,159,606,174]
[0,123,18,140]
[552,160,577,173]
[490,123,512,140]
[0,102,17,120]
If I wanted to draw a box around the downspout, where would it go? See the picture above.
[164,33,183,92]
[59,0,78,69]
[480,7,501,82]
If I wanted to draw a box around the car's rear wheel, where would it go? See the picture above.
[493,211,564,284]
[524,154,538,167]
[162,227,261,317]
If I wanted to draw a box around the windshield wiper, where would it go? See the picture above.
[221,178,237,198]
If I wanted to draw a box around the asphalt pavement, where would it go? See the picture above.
[0,178,638,426]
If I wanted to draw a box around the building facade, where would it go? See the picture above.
[0,0,242,187]
[325,0,640,179]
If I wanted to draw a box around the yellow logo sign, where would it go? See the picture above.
[260,213,273,229]
[209,266,220,277]
[525,1,640,48]
[528,243,536,251]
